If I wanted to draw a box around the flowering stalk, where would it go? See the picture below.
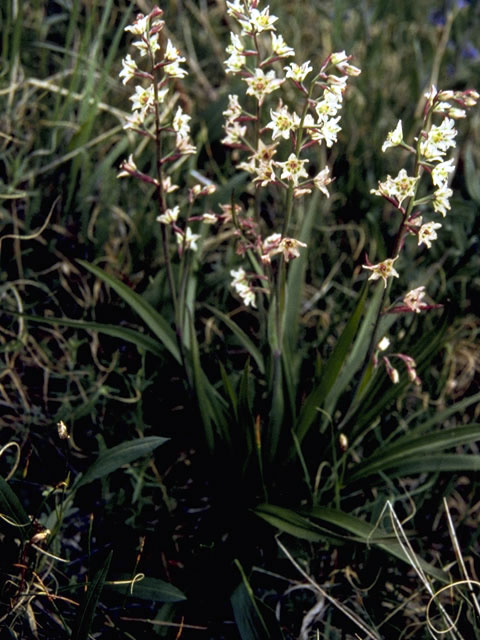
[222,1,360,361]
[357,84,478,396]
[118,7,209,375]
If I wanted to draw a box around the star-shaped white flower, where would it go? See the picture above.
[362,256,400,288]
[381,120,403,152]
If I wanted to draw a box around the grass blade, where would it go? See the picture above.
[204,304,265,375]
[348,424,480,482]
[71,550,112,640]
[231,560,283,640]
[0,476,32,541]
[78,260,181,364]
[4,311,166,359]
[295,282,369,443]
[255,504,447,582]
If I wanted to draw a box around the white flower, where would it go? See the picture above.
[310,116,342,148]
[371,169,419,208]
[244,68,283,104]
[165,61,188,78]
[123,110,146,130]
[276,153,309,186]
[129,84,155,114]
[312,166,332,197]
[132,32,160,57]
[418,221,442,248]
[119,54,138,85]
[226,33,244,55]
[201,213,217,224]
[176,227,200,252]
[266,105,300,140]
[331,51,349,65]
[420,118,457,160]
[403,286,427,313]
[244,7,278,34]
[117,154,137,178]
[252,160,277,186]
[381,120,403,152]
[362,256,400,288]
[230,267,256,307]
[223,94,243,120]
[157,205,180,225]
[271,33,294,57]
[176,136,197,155]
[315,91,343,119]
[173,106,191,139]
[221,120,247,146]
[431,158,455,188]
[428,118,457,152]
[125,14,149,36]
[284,61,312,83]
[225,52,246,74]
[278,237,307,262]
[432,185,453,217]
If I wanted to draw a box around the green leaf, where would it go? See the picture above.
[360,454,480,479]
[78,260,181,364]
[283,191,320,354]
[219,362,238,422]
[348,424,480,482]
[74,436,168,489]
[204,304,265,375]
[231,560,283,640]
[4,311,166,359]
[295,282,369,443]
[347,307,452,438]
[107,576,186,602]
[255,504,447,583]
[0,476,32,541]
[409,391,480,435]
[305,506,447,582]
[71,551,112,640]
[254,503,323,543]
[268,354,285,463]
[324,280,386,414]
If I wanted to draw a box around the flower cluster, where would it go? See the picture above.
[365,84,478,290]
[117,7,213,257]
[365,84,477,386]
[230,267,257,307]
[222,0,360,308]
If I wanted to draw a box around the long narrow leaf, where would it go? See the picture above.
[255,504,447,582]
[231,560,283,640]
[72,551,112,640]
[188,313,229,450]
[353,454,480,480]
[348,424,480,482]
[295,282,369,443]
[0,476,32,541]
[74,436,168,489]
[78,260,181,364]
[324,281,386,414]
[204,304,265,375]
[4,311,166,359]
